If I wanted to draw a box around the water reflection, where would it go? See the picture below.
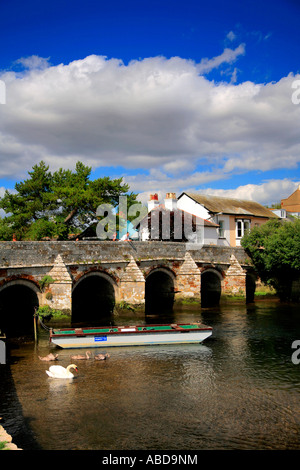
[0,353,41,449]
[1,300,300,450]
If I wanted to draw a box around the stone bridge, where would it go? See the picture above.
[0,241,255,333]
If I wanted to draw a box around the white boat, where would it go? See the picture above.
[49,323,212,349]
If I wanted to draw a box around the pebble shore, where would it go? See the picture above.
[0,424,22,450]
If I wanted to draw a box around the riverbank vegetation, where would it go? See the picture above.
[241,218,300,302]
[36,305,70,323]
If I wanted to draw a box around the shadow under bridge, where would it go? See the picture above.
[0,280,39,337]
[72,272,116,325]
[145,268,175,316]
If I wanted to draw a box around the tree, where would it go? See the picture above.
[0,161,137,240]
[241,218,300,301]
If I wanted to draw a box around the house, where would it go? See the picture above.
[268,208,298,221]
[269,208,288,219]
[281,185,300,217]
[137,193,219,244]
[177,192,278,247]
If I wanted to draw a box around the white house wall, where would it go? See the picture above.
[178,195,226,246]
[177,194,210,219]
[203,227,219,245]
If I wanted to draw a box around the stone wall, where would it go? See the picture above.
[0,241,249,268]
[223,254,247,295]
[0,241,251,314]
[176,252,201,298]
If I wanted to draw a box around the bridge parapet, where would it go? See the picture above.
[0,241,249,267]
[0,242,252,322]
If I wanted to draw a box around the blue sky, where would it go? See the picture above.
[0,0,300,205]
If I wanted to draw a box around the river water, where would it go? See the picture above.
[1,299,300,450]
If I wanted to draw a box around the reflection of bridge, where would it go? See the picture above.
[0,241,255,333]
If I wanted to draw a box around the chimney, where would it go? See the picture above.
[164,192,177,211]
[148,193,159,212]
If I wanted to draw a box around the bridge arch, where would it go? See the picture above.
[72,271,118,324]
[246,271,257,303]
[0,279,40,336]
[145,267,176,315]
[201,268,223,308]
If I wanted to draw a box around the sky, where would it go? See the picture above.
[0,0,300,207]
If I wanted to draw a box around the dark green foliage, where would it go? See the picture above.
[0,161,137,240]
[241,218,300,301]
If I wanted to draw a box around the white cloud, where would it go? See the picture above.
[127,167,227,194]
[0,53,299,204]
[135,178,300,208]
[197,43,245,74]
[190,179,300,206]
[226,31,236,42]
[14,55,51,71]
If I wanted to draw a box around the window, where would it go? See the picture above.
[243,220,251,233]
[236,220,243,238]
[218,220,225,238]
[236,219,251,238]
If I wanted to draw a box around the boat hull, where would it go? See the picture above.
[49,324,212,349]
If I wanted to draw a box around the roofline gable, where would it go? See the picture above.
[178,192,278,219]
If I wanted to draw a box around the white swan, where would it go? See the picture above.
[46,364,78,379]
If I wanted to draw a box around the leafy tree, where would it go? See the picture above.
[0,161,137,240]
[241,218,300,301]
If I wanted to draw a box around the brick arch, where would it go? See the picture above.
[245,270,257,303]
[0,275,41,294]
[71,269,119,324]
[73,268,119,296]
[144,265,177,282]
[201,266,225,280]
[201,267,223,307]
[144,266,176,315]
[0,277,40,335]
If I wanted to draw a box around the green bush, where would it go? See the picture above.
[241,218,300,301]
[39,275,55,291]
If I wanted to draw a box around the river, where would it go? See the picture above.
[1,299,300,450]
